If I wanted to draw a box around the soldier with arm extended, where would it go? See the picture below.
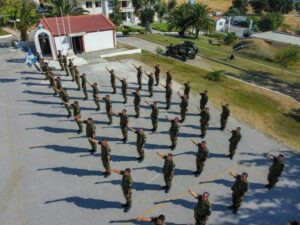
[227,127,242,159]
[166,115,180,150]
[220,102,230,131]
[178,91,189,123]
[132,89,141,118]
[228,171,249,214]
[106,67,117,94]
[137,215,166,225]
[54,87,72,118]
[110,168,133,212]
[188,188,212,225]
[47,69,58,95]
[144,71,154,97]
[265,153,285,190]
[191,139,209,177]
[133,64,143,90]
[80,73,88,100]
[63,101,83,133]
[113,109,129,143]
[82,118,97,154]
[116,76,128,104]
[154,64,160,86]
[102,95,113,125]
[86,80,101,111]
[157,152,175,193]
[129,127,146,163]
[145,100,159,132]
[199,107,210,138]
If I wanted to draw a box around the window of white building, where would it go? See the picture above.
[86,1,93,8]
[95,1,101,7]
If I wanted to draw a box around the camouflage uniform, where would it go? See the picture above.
[220,105,230,130]
[169,120,180,150]
[135,131,146,160]
[267,157,285,188]
[60,89,72,117]
[137,67,142,90]
[200,93,208,111]
[68,60,75,81]
[100,142,111,173]
[80,75,88,100]
[92,84,100,111]
[57,52,64,71]
[148,74,154,97]
[103,97,113,124]
[70,103,82,133]
[133,91,141,117]
[121,79,128,104]
[154,65,160,86]
[119,113,129,142]
[194,195,212,225]
[200,110,210,137]
[48,72,57,95]
[180,96,189,122]
[165,85,173,110]
[62,55,69,76]
[195,144,209,176]
[110,71,116,94]
[151,104,159,132]
[120,170,133,207]
[162,156,175,190]
[231,175,248,210]
[166,72,172,86]
[228,130,241,159]
[184,82,191,99]
[83,120,97,153]
[74,67,81,90]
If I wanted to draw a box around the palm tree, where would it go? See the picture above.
[185,3,215,38]
[47,0,88,16]
[167,3,191,36]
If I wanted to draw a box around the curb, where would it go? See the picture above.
[0,34,13,39]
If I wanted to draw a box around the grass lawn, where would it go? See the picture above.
[107,50,300,150]
[151,22,175,32]
[137,33,300,83]
[0,29,9,36]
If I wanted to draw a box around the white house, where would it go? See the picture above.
[212,16,226,32]
[34,14,116,60]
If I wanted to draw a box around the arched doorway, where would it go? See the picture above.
[38,33,52,57]
[34,28,57,60]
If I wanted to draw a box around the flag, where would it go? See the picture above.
[24,51,37,68]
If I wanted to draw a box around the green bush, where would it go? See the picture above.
[223,32,238,45]
[122,29,130,35]
[206,70,224,81]
[206,32,226,40]
[259,12,283,32]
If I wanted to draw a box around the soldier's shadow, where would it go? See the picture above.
[30,144,87,154]
[109,219,188,225]
[37,166,102,177]
[26,126,75,134]
[95,180,162,191]
[20,112,66,118]
[132,166,192,176]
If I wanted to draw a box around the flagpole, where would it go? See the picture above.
[67,15,73,51]
[55,16,63,53]
[60,7,68,53]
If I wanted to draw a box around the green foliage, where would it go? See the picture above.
[225,7,241,16]
[229,0,249,15]
[151,22,170,32]
[154,0,167,21]
[0,0,22,23]
[223,32,238,45]
[206,32,226,41]
[122,28,130,35]
[155,46,164,54]
[276,45,300,70]
[250,0,294,14]
[110,0,122,27]
[0,29,9,36]
[122,26,146,34]
[295,2,300,12]
[259,12,283,31]
[206,70,224,81]
[47,0,88,16]
[167,3,191,36]
[250,0,268,14]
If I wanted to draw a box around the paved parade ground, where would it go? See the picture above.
[0,41,299,225]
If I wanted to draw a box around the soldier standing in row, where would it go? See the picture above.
[178,92,189,123]
[157,152,175,193]
[62,55,69,76]
[145,101,159,132]
[80,73,88,100]
[227,127,242,159]
[103,95,113,125]
[199,90,208,111]
[199,107,210,138]
[166,71,172,86]
[167,116,180,150]
[129,127,146,163]
[87,81,100,111]
[114,109,129,143]
[89,139,112,178]
[132,89,141,118]
[83,118,97,154]
[188,189,212,225]
[191,140,209,177]
[57,50,64,71]
[68,59,75,81]
[133,64,143,90]
[55,87,72,118]
[106,67,117,94]
[145,71,154,97]
[266,154,285,190]
[63,101,83,134]
[228,171,248,214]
[161,82,172,110]
[183,81,191,99]
[47,70,58,95]
[154,64,160,86]
[137,215,166,225]
[110,168,133,212]
[40,59,49,80]
[117,77,128,104]
[55,76,62,91]
[220,103,230,131]
[74,66,81,90]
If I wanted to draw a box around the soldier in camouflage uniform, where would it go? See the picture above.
[113,109,129,143]
[178,92,189,123]
[191,140,209,177]
[116,76,128,104]
[145,71,154,97]
[73,66,81,90]
[132,89,141,118]
[129,127,146,162]
[62,55,69,76]
[68,59,75,81]
[55,76,62,91]
[80,73,88,100]
[227,127,242,159]
[82,118,97,154]
[188,189,212,225]
[199,90,208,111]
[145,101,159,132]
[40,59,49,80]
[110,168,133,212]
[55,87,72,118]
[87,81,100,111]
[63,101,83,134]
[265,154,285,190]
[161,82,173,110]
[166,71,172,86]
[157,152,175,193]
[166,116,180,150]
[228,171,248,214]
[133,64,143,90]
[47,70,58,95]
[103,95,113,125]
[137,215,166,225]
[199,107,210,138]
[106,67,117,94]
[183,81,191,99]
[57,50,64,71]
[154,64,160,86]
[220,103,230,131]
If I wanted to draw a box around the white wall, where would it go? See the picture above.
[216,19,226,32]
[54,36,70,55]
[83,30,114,52]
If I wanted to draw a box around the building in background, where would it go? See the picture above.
[34,14,116,59]
[212,16,226,32]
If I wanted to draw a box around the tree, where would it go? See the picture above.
[132,0,159,32]
[167,0,177,12]
[229,0,249,15]
[167,3,191,36]
[259,11,283,31]
[110,0,122,27]
[267,0,294,14]
[185,3,215,38]
[48,0,88,16]
[276,45,300,71]
[154,0,167,22]
[0,0,22,23]
[250,0,268,14]
[225,7,241,16]
[223,32,238,45]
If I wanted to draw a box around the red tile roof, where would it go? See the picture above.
[40,14,116,36]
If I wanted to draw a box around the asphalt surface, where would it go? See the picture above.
[0,41,299,225]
